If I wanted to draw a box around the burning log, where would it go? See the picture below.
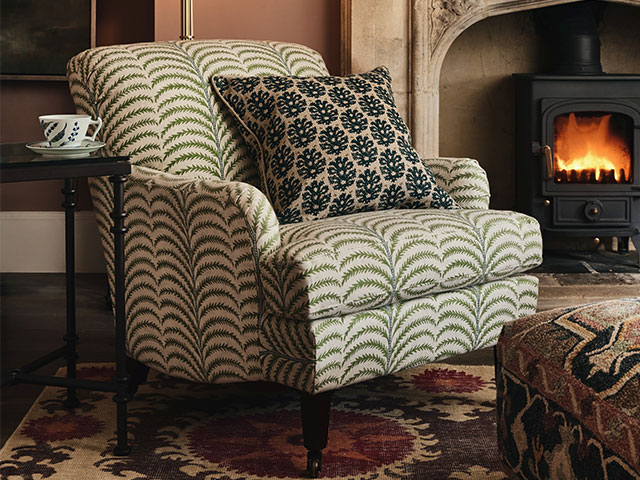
[554,166,630,184]
[601,169,616,184]
[570,170,578,183]
[560,170,568,183]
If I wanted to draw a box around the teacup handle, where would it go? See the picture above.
[85,117,103,142]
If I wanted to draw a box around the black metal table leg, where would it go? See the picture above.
[110,174,130,456]
[62,178,79,409]
[0,152,132,455]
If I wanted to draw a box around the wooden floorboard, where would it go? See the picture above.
[535,272,640,311]
[1,271,638,447]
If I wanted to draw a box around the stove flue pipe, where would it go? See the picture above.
[538,2,603,75]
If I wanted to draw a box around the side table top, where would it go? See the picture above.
[1,143,131,183]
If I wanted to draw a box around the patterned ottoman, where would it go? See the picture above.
[496,298,640,479]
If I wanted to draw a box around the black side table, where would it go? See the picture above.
[0,143,133,455]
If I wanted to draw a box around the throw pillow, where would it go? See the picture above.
[212,66,456,224]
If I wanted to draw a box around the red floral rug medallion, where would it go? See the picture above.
[0,364,506,479]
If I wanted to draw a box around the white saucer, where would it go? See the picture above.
[26,140,106,158]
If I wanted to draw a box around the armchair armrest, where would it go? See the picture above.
[423,157,491,209]
[128,166,281,257]
[89,165,281,382]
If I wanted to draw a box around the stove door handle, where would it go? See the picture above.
[541,145,553,180]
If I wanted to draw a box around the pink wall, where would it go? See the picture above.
[1,0,340,211]
[0,0,154,211]
[154,0,341,75]
[0,81,81,209]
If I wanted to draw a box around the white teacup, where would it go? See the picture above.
[39,114,102,148]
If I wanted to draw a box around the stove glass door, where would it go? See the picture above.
[552,111,633,184]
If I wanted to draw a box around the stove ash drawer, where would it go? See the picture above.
[553,197,631,226]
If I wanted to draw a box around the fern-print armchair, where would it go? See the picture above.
[67,40,543,476]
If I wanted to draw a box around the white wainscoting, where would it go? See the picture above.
[0,211,105,273]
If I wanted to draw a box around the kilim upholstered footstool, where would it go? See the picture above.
[495,298,640,480]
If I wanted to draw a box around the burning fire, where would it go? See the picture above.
[553,112,631,183]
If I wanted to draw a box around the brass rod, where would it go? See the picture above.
[181,0,194,40]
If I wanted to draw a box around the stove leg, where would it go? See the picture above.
[632,235,640,268]
[618,236,629,254]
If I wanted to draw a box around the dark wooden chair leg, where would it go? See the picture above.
[126,357,150,395]
[300,390,333,478]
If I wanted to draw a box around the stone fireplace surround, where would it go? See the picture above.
[343,0,640,159]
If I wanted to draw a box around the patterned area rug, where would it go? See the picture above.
[0,363,507,479]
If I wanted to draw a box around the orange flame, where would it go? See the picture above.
[554,113,631,183]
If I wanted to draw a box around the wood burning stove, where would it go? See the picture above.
[514,3,640,255]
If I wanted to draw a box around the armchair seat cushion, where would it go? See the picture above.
[263,208,542,322]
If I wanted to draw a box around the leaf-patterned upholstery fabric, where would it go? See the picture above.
[423,157,490,209]
[261,209,542,322]
[87,166,281,383]
[67,40,543,392]
[67,40,329,182]
[263,275,539,392]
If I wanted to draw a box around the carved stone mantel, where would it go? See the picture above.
[346,0,640,157]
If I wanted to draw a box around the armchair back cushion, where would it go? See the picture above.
[67,40,329,184]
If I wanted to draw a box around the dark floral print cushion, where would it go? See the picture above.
[212,67,456,224]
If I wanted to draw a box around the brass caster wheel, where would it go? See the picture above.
[306,450,322,478]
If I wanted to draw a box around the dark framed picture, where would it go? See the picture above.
[0,0,96,80]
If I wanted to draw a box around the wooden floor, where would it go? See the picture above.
[1,274,115,446]
[1,271,639,446]
[536,272,640,310]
